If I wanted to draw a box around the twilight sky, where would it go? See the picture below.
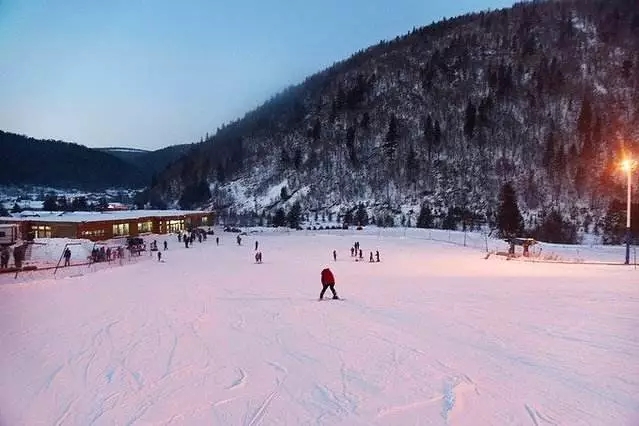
[0,0,516,150]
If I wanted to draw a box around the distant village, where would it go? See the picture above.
[0,186,138,214]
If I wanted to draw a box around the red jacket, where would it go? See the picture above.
[321,268,335,285]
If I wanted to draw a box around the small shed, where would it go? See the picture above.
[505,237,537,257]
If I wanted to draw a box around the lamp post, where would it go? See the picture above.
[621,159,636,264]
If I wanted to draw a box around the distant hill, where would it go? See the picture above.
[99,145,196,181]
[95,147,150,164]
[0,131,148,190]
[0,132,194,190]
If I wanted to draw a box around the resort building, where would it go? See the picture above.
[0,210,213,241]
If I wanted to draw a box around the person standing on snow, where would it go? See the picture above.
[63,247,72,267]
[255,241,259,251]
[333,250,337,261]
[375,250,380,262]
[164,241,168,250]
[319,267,339,300]
[216,237,219,245]
[157,251,162,262]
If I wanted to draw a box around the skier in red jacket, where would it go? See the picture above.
[320,268,339,300]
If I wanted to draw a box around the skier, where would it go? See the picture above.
[350,247,354,257]
[375,250,380,262]
[237,235,242,246]
[178,234,182,243]
[319,267,339,300]
[255,251,262,264]
[216,237,219,246]
[359,249,363,260]
[164,241,168,250]
[369,252,374,262]
[157,251,162,262]
[333,250,337,261]
[255,241,259,251]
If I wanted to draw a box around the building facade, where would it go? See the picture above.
[0,210,213,241]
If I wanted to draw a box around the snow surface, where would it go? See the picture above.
[1,228,638,425]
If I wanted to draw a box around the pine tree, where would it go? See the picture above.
[43,195,58,211]
[287,202,302,229]
[406,145,419,183]
[416,204,434,228]
[11,202,22,213]
[355,203,369,226]
[496,183,523,237]
[464,100,476,140]
[385,114,398,158]
[280,186,289,201]
[343,209,354,226]
[272,208,286,227]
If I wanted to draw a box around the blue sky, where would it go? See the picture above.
[0,0,516,150]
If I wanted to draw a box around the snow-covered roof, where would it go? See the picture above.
[0,210,210,224]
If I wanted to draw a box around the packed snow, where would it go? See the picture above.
[1,228,638,425]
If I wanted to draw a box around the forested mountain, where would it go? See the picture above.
[0,131,146,190]
[0,132,193,190]
[148,0,639,242]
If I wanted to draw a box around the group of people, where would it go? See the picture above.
[90,245,126,264]
[179,229,207,248]
[0,245,25,269]
[347,241,381,263]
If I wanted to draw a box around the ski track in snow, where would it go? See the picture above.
[1,230,638,425]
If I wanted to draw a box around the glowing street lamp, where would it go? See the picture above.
[620,158,637,264]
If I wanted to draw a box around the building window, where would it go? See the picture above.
[112,223,130,236]
[202,216,209,225]
[138,221,152,233]
[81,229,105,239]
[166,219,184,233]
[31,225,51,238]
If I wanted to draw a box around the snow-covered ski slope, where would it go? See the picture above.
[1,229,638,425]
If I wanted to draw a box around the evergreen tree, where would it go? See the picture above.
[287,202,302,229]
[43,195,58,211]
[216,164,226,183]
[11,202,22,213]
[343,209,354,226]
[463,100,477,140]
[424,115,434,161]
[416,204,434,228]
[406,145,419,183]
[272,208,286,227]
[57,196,69,211]
[532,210,577,243]
[355,203,369,226]
[496,182,524,237]
[0,204,8,217]
[384,114,398,158]
[71,196,89,211]
[280,186,289,201]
